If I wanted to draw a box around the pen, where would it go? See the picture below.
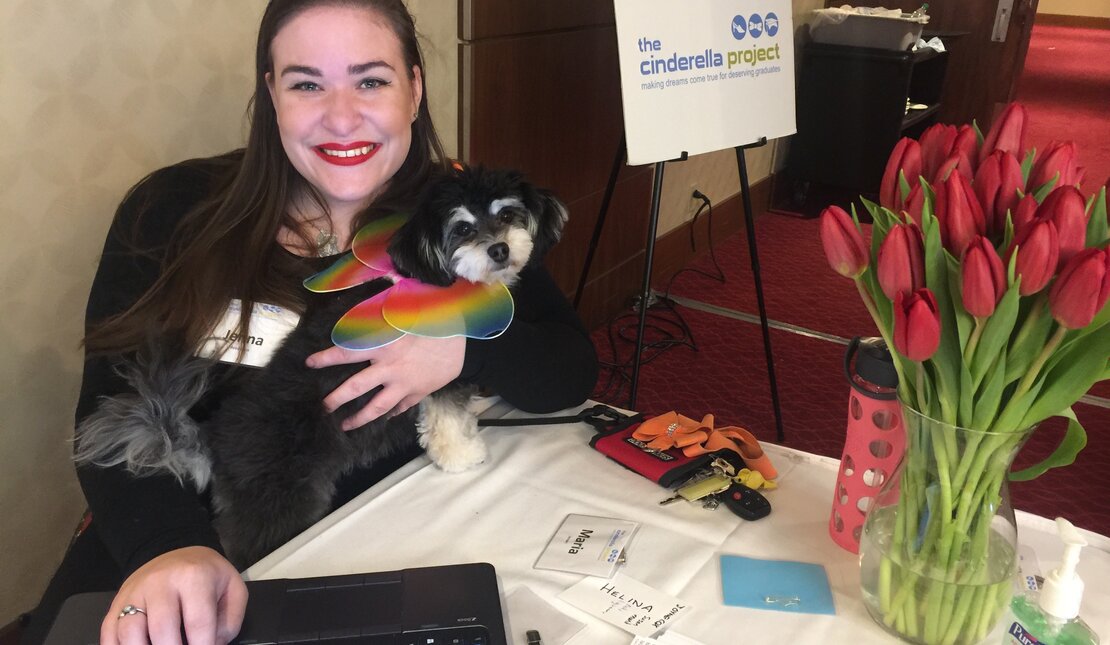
[526,629,544,645]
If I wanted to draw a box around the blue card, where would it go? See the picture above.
[719,554,836,615]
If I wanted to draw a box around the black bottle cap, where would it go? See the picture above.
[854,337,899,389]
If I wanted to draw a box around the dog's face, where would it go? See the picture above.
[388,167,568,287]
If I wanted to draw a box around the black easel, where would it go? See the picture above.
[573,137,786,444]
[573,132,627,310]
[735,138,785,444]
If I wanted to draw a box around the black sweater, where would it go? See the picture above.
[75,157,598,575]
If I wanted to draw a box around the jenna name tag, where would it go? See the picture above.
[196,299,300,368]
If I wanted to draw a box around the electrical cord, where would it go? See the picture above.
[591,296,699,404]
[592,192,728,406]
[688,191,710,252]
[663,191,726,301]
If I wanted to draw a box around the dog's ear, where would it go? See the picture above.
[527,188,569,263]
[387,214,456,287]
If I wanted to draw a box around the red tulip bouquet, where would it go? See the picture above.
[820,103,1110,644]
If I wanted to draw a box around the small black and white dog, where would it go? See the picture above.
[74,166,568,568]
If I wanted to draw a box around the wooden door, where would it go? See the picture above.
[825,0,1041,130]
[459,0,656,328]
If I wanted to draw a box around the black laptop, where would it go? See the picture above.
[44,562,507,645]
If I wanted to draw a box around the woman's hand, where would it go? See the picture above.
[307,334,466,429]
[102,546,247,645]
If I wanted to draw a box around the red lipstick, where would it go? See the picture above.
[314,141,378,166]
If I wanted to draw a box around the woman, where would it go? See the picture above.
[22,1,597,643]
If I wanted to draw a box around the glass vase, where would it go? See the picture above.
[858,404,1033,645]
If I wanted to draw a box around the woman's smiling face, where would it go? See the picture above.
[267,4,422,222]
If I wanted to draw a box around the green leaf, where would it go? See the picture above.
[1033,173,1059,203]
[1005,302,1054,385]
[859,266,892,336]
[972,280,1021,391]
[864,207,889,294]
[993,380,1043,434]
[863,200,900,233]
[1009,407,1087,481]
[882,206,905,227]
[850,202,860,225]
[924,244,961,425]
[973,119,985,146]
[877,211,898,235]
[1002,213,1015,255]
[945,253,973,351]
[922,205,945,286]
[1020,147,1036,187]
[1044,296,1110,371]
[859,197,881,223]
[899,169,911,205]
[1050,302,1110,360]
[918,363,938,418]
[1086,186,1108,248]
[1022,322,1110,427]
[972,348,1007,428]
[1099,359,1110,382]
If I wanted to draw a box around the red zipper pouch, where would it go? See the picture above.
[590,421,722,488]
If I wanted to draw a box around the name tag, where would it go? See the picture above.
[196,299,300,368]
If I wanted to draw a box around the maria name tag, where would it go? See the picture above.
[196,299,300,368]
[534,514,639,578]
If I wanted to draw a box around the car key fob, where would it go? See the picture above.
[721,482,771,520]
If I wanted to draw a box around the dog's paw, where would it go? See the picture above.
[422,431,487,472]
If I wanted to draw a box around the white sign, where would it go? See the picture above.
[613,0,797,165]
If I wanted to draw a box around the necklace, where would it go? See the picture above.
[311,221,340,257]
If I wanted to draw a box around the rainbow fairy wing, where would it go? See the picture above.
[331,290,406,350]
[382,279,514,340]
[303,252,390,293]
[352,213,408,271]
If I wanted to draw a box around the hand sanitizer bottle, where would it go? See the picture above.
[1004,518,1099,644]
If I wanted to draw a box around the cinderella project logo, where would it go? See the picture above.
[732,13,780,40]
[636,8,785,91]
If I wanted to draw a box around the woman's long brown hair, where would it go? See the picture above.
[85,0,449,355]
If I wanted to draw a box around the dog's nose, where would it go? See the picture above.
[487,242,510,263]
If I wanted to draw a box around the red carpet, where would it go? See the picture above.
[655,215,876,338]
[589,213,1110,537]
[593,304,849,456]
[1016,23,1110,190]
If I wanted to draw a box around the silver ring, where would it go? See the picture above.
[117,604,146,619]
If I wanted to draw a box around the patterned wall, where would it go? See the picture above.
[0,0,456,626]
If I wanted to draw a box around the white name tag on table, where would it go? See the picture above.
[557,572,692,638]
[197,299,300,368]
[534,514,639,578]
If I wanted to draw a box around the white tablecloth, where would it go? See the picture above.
[246,402,1110,644]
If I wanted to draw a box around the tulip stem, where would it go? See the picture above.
[964,317,986,364]
[916,361,929,413]
[855,278,911,399]
[1016,325,1067,397]
[993,323,1067,432]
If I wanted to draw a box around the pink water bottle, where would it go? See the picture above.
[829,337,904,553]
